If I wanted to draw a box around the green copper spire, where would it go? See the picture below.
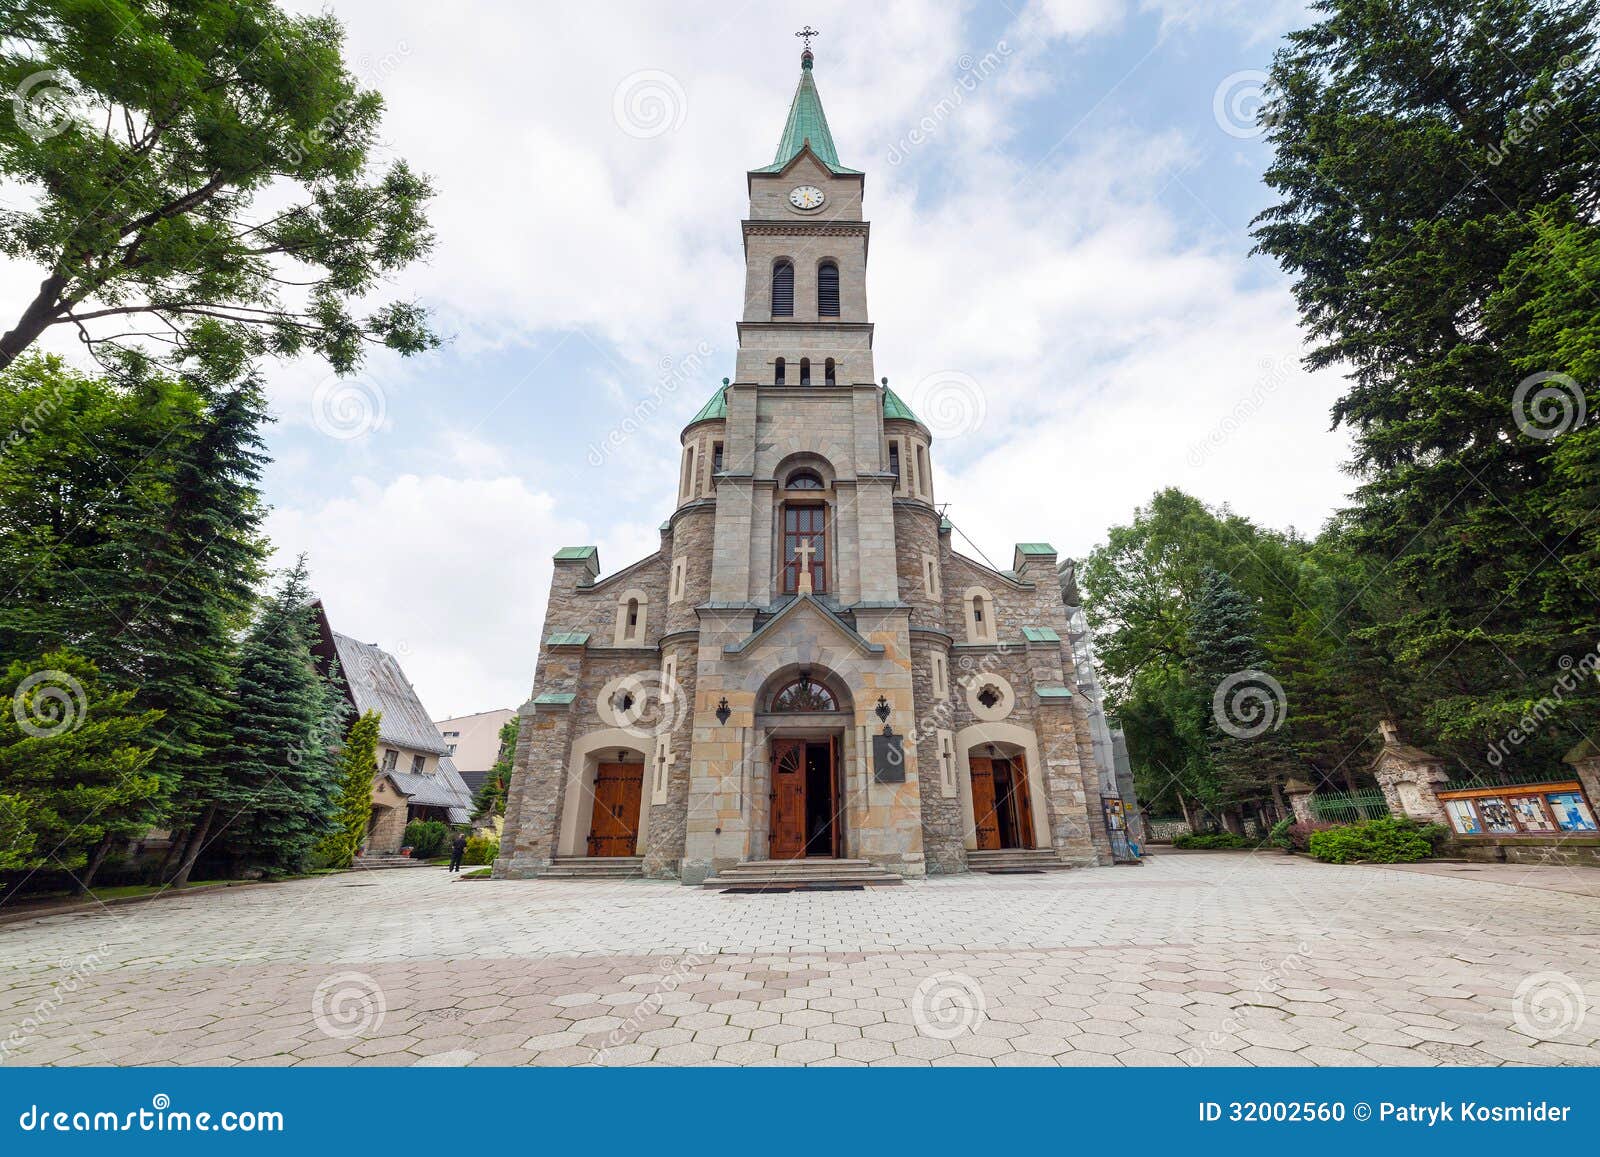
[754,43,861,176]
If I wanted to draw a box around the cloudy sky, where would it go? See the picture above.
[11,0,1358,718]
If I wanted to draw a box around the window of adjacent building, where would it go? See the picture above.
[781,505,827,594]
[445,743,456,755]
[411,754,426,775]
[772,260,794,317]
[775,357,786,385]
[817,261,840,317]
[382,748,398,772]
[824,357,836,385]
[931,652,949,699]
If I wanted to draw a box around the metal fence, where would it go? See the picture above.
[1309,789,1391,824]
[1442,769,1568,792]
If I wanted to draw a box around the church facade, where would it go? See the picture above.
[496,46,1115,885]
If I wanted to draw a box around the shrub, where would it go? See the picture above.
[1172,831,1258,850]
[1308,817,1447,864]
[402,819,448,859]
[463,834,499,866]
[1285,821,1338,852]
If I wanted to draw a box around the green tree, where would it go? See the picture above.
[0,354,269,869]
[0,0,437,374]
[472,715,519,819]
[176,558,340,881]
[0,649,162,884]
[1187,567,1302,820]
[311,709,379,869]
[1252,0,1600,765]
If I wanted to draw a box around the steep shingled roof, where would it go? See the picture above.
[332,632,450,756]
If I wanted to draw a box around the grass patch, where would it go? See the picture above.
[459,867,492,880]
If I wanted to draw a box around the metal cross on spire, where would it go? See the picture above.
[795,25,820,52]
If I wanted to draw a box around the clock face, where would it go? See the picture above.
[789,185,825,210]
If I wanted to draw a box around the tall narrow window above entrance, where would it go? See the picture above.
[824,358,836,385]
[781,506,827,594]
[817,261,840,317]
[772,260,794,317]
[775,357,786,385]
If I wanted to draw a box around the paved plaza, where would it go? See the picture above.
[1,852,1597,1067]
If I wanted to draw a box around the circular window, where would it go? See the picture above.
[786,469,825,490]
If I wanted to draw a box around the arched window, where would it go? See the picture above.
[799,357,811,386]
[614,589,649,645]
[775,357,786,385]
[817,261,840,317]
[824,357,836,386]
[771,675,838,713]
[771,260,794,317]
[786,469,824,490]
[964,588,997,644]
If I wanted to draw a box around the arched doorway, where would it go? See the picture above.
[969,741,1035,849]
[555,729,653,858]
[757,667,853,860]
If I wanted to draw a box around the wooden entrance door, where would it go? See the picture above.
[769,739,807,859]
[1009,755,1036,849]
[587,761,643,857]
[969,755,1001,850]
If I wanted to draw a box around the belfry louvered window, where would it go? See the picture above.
[772,260,794,317]
[817,261,840,316]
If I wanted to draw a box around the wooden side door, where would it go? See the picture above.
[1011,754,1036,849]
[969,755,1001,850]
[588,762,644,857]
[769,739,807,859]
[829,734,842,859]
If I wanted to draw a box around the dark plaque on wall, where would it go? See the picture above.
[873,731,905,783]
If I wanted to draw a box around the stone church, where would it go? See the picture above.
[496,44,1117,885]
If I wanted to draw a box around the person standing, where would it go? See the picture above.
[448,831,467,873]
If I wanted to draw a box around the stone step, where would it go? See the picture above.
[350,856,433,869]
[702,858,903,890]
[967,849,1071,872]
[541,856,647,880]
